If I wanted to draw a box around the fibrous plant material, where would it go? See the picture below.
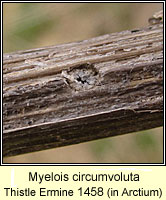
[3,17,163,157]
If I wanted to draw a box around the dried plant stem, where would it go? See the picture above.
[3,22,163,157]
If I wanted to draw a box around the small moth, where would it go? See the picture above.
[148,10,163,25]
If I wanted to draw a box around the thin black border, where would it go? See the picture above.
[1,1,165,166]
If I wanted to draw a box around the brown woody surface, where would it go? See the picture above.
[3,21,163,157]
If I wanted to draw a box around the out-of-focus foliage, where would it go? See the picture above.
[3,3,163,163]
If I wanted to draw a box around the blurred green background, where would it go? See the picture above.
[3,3,163,163]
